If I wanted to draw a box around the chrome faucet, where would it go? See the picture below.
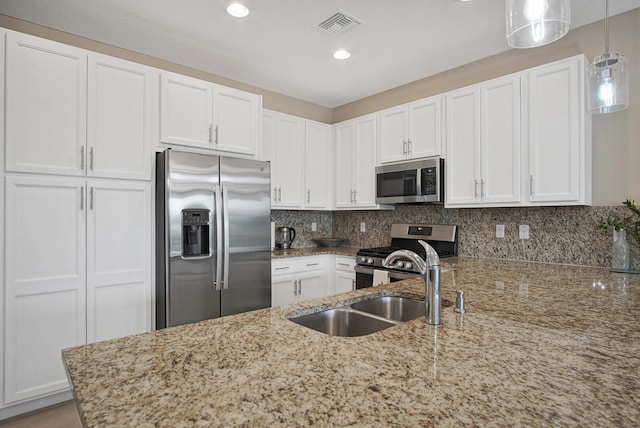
[382,240,441,325]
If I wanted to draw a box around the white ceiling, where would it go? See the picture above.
[0,0,638,108]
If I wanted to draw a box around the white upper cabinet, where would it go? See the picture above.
[263,111,333,210]
[446,74,521,207]
[212,84,260,156]
[5,32,156,181]
[271,112,305,208]
[304,120,332,209]
[160,72,213,149]
[335,114,380,209]
[524,55,591,205]
[88,54,157,180]
[160,71,261,157]
[5,32,87,176]
[378,95,442,164]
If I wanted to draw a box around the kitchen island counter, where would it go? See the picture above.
[62,258,640,427]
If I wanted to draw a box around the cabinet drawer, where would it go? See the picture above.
[334,256,356,272]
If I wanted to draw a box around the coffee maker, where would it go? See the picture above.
[275,227,296,249]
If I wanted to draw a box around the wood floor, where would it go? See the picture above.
[0,402,82,428]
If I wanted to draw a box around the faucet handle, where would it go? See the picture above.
[418,240,440,267]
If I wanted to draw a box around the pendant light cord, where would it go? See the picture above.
[604,0,610,54]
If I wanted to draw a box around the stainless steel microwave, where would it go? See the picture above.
[375,157,444,204]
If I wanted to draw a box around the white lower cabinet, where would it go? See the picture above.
[271,256,330,307]
[4,176,152,404]
[333,256,356,295]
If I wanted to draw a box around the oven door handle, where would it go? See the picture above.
[355,265,420,281]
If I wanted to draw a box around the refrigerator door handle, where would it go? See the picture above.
[214,184,223,291]
[221,185,231,290]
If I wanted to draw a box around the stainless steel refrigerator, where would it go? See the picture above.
[156,149,271,328]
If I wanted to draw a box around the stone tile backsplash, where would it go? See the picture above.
[273,205,638,268]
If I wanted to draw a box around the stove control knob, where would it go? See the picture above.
[404,262,413,270]
[359,256,367,263]
[366,257,374,264]
[395,261,405,268]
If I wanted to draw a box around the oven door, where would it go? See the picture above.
[355,265,421,289]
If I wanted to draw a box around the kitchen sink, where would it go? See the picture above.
[289,296,454,337]
[290,307,397,337]
[351,296,454,322]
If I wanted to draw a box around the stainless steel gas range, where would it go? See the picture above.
[355,224,458,289]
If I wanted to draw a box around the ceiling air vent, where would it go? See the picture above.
[316,9,364,36]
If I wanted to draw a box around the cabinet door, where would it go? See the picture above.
[212,85,260,156]
[88,54,156,180]
[334,271,355,295]
[446,86,481,206]
[527,58,584,204]
[5,33,87,176]
[378,106,407,164]
[353,114,377,207]
[4,176,86,403]
[298,271,327,302]
[334,121,355,208]
[481,75,521,204]
[271,276,297,307]
[305,120,331,209]
[408,96,442,159]
[160,72,212,148]
[86,180,152,343]
[273,114,304,208]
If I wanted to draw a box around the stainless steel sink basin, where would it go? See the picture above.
[350,296,425,322]
[290,308,397,337]
[289,296,454,337]
[350,296,454,322]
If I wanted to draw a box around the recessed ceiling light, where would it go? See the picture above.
[333,49,351,60]
[227,3,249,18]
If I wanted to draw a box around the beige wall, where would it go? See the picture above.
[1,9,638,206]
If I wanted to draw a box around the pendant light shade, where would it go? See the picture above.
[588,0,629,114]
[505,0,571,48]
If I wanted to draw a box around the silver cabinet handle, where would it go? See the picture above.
[209,124,213,144]
[80,146,85,170]
[273,187,278,202]
[307,189,310,203]
[408,138,412,156]
[80,187,84,210]
[275,266,290,271]
[297,279,302,295]
[215,125,219,144]
[474,180,479,199]
[353,189,357,203]
[530,175,535,196]
[481,179,486,198]
[351,279,355,290]
[89,147,94,171]
[403,140,407,155]
[278,187,282,202]
[89,187,94,210]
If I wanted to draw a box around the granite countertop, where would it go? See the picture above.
[62,258,640,427]
[271,246,359,258]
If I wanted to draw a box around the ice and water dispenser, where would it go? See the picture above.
[182,209,210,257]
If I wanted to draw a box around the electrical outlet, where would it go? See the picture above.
[519,224,530,239]
[360,222,366,232]
[496,224,505,238]
[311,222,317,232]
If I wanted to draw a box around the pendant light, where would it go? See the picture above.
[505,0,571,48]
[587,0,629,114]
